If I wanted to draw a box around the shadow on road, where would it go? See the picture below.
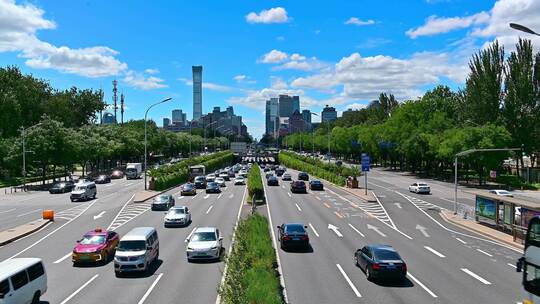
[117,259,163,278]
[281,244,314,253]
[372,276,414,288]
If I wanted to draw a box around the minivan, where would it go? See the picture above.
[70,181,97,202]
[0,258,47,304]
[114,227,159,276]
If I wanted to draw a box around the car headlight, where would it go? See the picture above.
[187,246,194,251]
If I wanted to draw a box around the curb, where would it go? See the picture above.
[439,211,523,250]
[339,186,377,202]
[0,219,52,246]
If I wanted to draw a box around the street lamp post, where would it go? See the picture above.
[19,122,43,190]
[144,97,172,190]
[509,23,540,36]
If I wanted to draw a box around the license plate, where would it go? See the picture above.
[292,237,300,241]
[80,255,91,260]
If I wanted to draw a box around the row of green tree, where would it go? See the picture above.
[284,39,540,185]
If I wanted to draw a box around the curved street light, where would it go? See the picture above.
[509,23,540,36]
[144,97,172,190]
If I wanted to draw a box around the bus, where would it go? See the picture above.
[518,216,540,304]
[189,165,205,180]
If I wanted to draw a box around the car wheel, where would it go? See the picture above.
[115,270,121,277]
[366,266,373,281]
[31,290,40,304]
[354,256,359,267]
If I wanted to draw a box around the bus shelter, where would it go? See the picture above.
[472,191,540,243]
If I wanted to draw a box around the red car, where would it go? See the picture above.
[72,228,119,265]
[111,170,124,179]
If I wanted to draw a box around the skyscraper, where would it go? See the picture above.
[292,96,300,114]
[192,66,203,120]
[163,118,171,127]
[321,105,338,122]
[302,109,312,130]
[265,98,279,135]
[278,95,299,118]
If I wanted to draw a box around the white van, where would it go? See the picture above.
[70,181,97,202]
[0,258,47,304]
[114,227,159,276]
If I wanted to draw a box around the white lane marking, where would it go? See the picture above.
[105,194,136,231]
[507,263,517,269]
[0,208,16,214]
[218,193,222,199]
[5,199,99,261]
[476,249,493,257]
[416,225,430,237]
[372,192,397,229]
[137,273,164,304]
[204,194,210,199]
[308,223,319,237]
[125,182,134,186]
[348,223,365,237]
[461,268,491,285]
[424,246,446,258]
[177,196,184,200]
[54,252,72,264]
[60,274,99,304]
[281,185,285,189]
[328,224,343,237]
[16,209,41,217]
[407,272,438,298]
[206,205,213,214]
[366,224,386,237]
[455,237,467,244]
[93,211,106,220]
[316,196,321,201]
[287,192,292,197]
[186,227,197,241]
[295,203,302,211]
[336,264,362,298]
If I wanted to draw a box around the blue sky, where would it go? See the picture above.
[1,0,539,139]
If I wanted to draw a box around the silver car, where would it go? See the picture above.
[164,206,191,227]
[151,194,175,211]
[215,177,226,187]
[185,227,222,262]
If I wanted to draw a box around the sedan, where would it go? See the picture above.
[206,182,221,193]
[72,228,119,265]
[111,170,124,179]
[181,183,197,196]
[354,245,407,281]
[94,175,111,184]
[277,223,309,250]
[151,194,175,211]
[215,177,226,187]
[219,173,230,181]
[298,172,309,181]
[206,174,216,182]
[282,173,292,181]
[309,180,324,191]
[290,181,307,193]
[164,206,191,227]
[489,189,514,197]
[49,181,75,194]
[186,227,222,262]
[267,176,279,186]
[408,182,430,194]
[234,177,245,185]
[194,176,207,189]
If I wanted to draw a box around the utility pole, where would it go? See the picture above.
[120,92,125,124]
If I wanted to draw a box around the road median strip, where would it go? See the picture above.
[0,218,52,246]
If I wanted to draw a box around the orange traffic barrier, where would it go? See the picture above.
[42,210,54,221]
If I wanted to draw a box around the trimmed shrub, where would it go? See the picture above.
[247,164,264,204]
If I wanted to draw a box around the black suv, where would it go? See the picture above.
[298,172,309,181]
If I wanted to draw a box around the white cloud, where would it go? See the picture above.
[345,17,376,26]
[276,36,285,41]
[290,53,306,61]
[344,103,368,110]
[260,49,288,63]
[406,12,489,38]
[228,87,304,110]
[246,7,289,24]
[233,74,256,84]
[270,76,288,90]
[144,68,159,74]
[357,38,392,49]
[123,70,167,90]
[179,78,234,92]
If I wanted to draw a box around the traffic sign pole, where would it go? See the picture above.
[361,153,370,195]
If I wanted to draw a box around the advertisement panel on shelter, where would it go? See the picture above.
[476,196,496,220]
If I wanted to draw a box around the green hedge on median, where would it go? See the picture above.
[279,151,352,186]
[247,164,264,204]
[219,214,283,304]
[149,151,233,191]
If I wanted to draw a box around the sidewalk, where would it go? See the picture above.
[133,190,161,203]
[340,186,376,202]
[0,219,51,246]
[440,210,523,250]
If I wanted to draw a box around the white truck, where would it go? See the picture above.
[125,163,143,179]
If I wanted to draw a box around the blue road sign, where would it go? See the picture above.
[361,153,370,172]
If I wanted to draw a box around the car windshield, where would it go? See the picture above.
[285,225,305,234]
[117,240,146,251]
[192,232,216,242]
[74,186,86,191]
[155,195,169,201]
[374,248,401,261]
[195,177,204,181]
[80,235,106,245]
[53,183,65,188]
[169,208,185,215]
[184,185,193,189]
[418,183,428,186]
[208,182,218,187]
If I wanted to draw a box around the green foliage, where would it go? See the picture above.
[279,151,349,186]
[150,151,233,191]
[219,214,282,304]
[247,164,264,204]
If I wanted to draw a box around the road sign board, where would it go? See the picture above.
[361,153,370,172]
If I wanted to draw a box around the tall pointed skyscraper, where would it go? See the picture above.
[192,66,203,120]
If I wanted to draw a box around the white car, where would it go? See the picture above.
[489,189,514,197]
[239,170,248,177]
[234,177,245,185]
[408,182,430,194]
[185,227,222,262]
[282,173,292,181]
[215,177,226,187]
[206,174,216,182]
[164,206,191,227]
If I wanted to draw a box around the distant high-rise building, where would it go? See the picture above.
[163,118,171,127]
[289,110,305,133]
[292,96,300,113]
[302,109,312,130]
[265,98,279,135]
[192,66,203,120]
[321,104,337,122]
[278,95,299,118]
[172,109,186,126]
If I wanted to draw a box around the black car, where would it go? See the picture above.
[206,182,221,193]
[275,168,285,176]
[263,167,270,172]
[228,170,236,178]
[94,175,111,184]
[49,181,75,194]
[181,183,197,196]
[354,245,407,281]
[194,176,206,189]
[298,172,309,181]
[267,176,279,186]
[151,194,175,211]
[277,223,310,249]
[309,180,324,191]
[290,181,307,193]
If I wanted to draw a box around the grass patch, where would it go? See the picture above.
[219,214,283,304]
[247,164,265,205]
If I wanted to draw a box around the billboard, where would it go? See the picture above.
[476,196,496,220]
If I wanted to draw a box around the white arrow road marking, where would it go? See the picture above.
[367,224,386,237]
[407,273,438,298]
[309,223,319,237]
[295,203,302,211]
[336,264,362,298]
[206,205,213,214]
[137,273,164,304]
[93,211,106,220]
[316,196,321,201]
[60,274,99,304]
[507,263,517,269]
[54,252,72,264]
[348,223,365,237]
[416,224,430,237]
[394,203,402,209]
[461,268,491,285]
[424,246,446,258]
[204,194,210,199]
[328,224,343,237]
[476,249,493,257]
[455,237,467,244]
[177,196,184,200]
